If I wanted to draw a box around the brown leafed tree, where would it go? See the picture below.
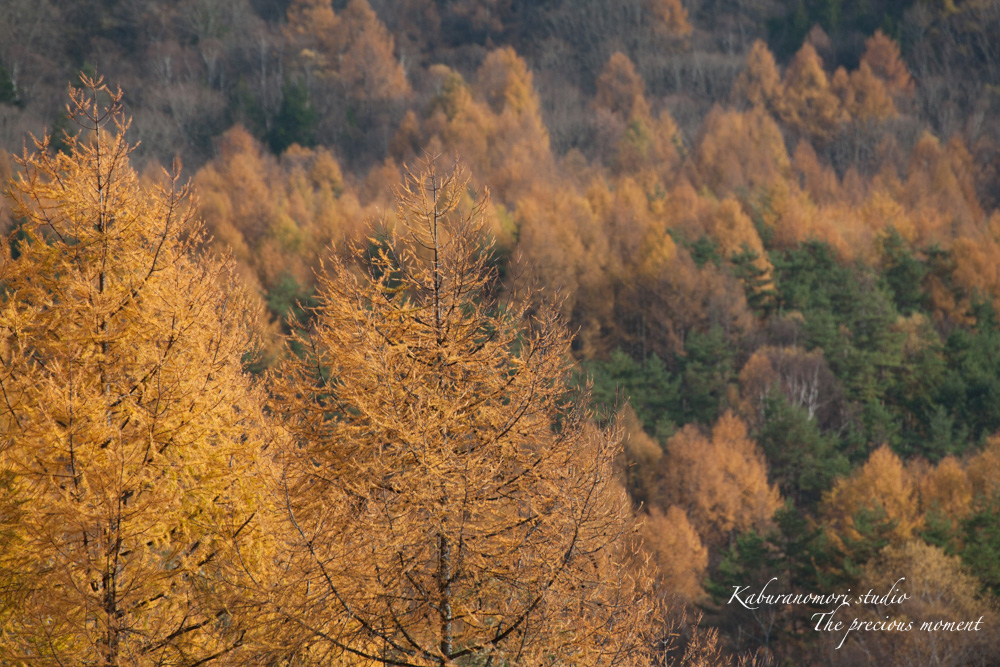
[262,159,653,665]
[0,77,270,665]
[693,106,790,195]
[832,61,897,123]
[838,540,999,666]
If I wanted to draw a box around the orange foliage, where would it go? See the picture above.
[286,0,411,104]
[514,181,607,321]
[0,149,12,232]
[285,0,339,58]
[575,178,757,356]
[265,160,654,665]
[693,106,790,194]
[595,52,646,119]
[193,125,366,292]
[821,445,921,551]
[777,43,842,141]
[732,40,782,110]
[951,235,1000,312]
[764,180,820,250]
[862,189,914,243]
[0,77,271,665]
[339,0,412,103]
[649,0,693,37]
[904,133,983,238]
[589,176,664,285]
[592,53,681,179]
[425,48,554,204]
[642,506,708,601]
[847,541,997,665]
[914,456,973,522]
[834,61,897,122]
[390,109,423,162]
[965,435,1000,500]
[706,197,769,268]
[792,139,840,205]
[861,30,914,99]
[659,412,781,546]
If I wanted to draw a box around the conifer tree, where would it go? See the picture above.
[264,159,652,666]
[0,76,269,666]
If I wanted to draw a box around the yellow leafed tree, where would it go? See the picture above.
[0,77,270,666]
[263,159,653,665]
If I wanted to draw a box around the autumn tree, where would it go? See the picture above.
[820,445,922,557]
[286,0,410,106]
[731,40,782,111]
[776,43,842,142]
[192,124,367,345]
[259,159,652,665]
[595,52,647,119]
[860,30,914,100]
[693,106,790,195]
[641,506,707,602]
[592,53,681,177]
[0,77,269,665]
[284,0,411,155]
[648,0,692,37]
[657,412,781,547]
[832,61,897,123]
[837,540,998,666]
[424,48,554,206]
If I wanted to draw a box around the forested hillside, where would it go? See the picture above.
[3,1,1000,664]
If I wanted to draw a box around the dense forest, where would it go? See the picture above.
[3,0,1000,665]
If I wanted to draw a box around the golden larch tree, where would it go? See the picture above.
[641,505,708,602]
[732,40,782,111]
[845,540,998,665]
[657,412,781,547]
[914,456,973,523]
[594,52,647,120]
[860,30,914,99]
[262,159,652,665]
[832,61,897,123]
[648,0,692,37]
[777,43,843,141]
[693,106,790,195]
[285,0,411,106]
[424,49,555,206]
[0,77,270,665]
[820,444,922,553]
